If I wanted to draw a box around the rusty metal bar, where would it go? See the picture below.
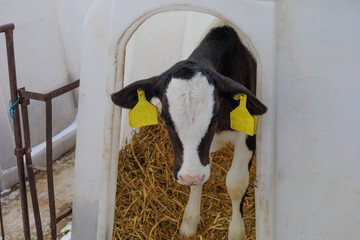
[0,23,14,33]
[3,23,31,240]
[18,90,46,101]
[48,79,80,99]
[45,98,57,239]
[18,79,79,102]
[20,93,44,240]
[56,208,72,224]
[0,198,4,239]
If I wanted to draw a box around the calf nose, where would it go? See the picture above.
[179,174,205,185]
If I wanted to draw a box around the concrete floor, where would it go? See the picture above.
[0,148,75,239]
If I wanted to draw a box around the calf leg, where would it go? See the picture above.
[226,133,252,240]
[179,184,203,238]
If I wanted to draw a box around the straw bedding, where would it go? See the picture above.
[113,117,256,240]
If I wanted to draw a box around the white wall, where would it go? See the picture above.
[0,0,93,190]
[54,0,95,104]
[274,1,360,239]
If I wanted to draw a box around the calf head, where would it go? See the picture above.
[111,61,266,185]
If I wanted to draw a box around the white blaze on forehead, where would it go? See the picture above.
[166,72,214,179]
[166,72,215,147]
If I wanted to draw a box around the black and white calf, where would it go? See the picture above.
[112,25,267,239]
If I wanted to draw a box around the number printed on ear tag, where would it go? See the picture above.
[230,94,257,136]
[128,89,158,128]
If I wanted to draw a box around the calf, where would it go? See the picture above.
[111,25,267,239]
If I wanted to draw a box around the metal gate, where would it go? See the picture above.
[1,23,79,240]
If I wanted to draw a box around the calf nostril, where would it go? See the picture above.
[179,174,204,185]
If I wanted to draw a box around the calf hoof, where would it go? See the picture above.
[179,220,198,238]
[228,219,246,240]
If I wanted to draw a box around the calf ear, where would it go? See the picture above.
[111,76,159,109]
[218,75,267,115]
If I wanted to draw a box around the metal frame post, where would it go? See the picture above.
[20,91,44,240]
[0,198,4,239]
[1,23,31,240]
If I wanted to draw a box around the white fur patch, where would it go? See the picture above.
[210,131,238,153]
[227,132,252,240]
[179,185,203,237]
[166,72,214,181]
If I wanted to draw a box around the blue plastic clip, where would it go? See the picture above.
[9,98,20,119]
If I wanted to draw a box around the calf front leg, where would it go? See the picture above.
[179,184,203,238]
[226,133,252,240]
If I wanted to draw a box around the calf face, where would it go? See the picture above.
[112,60,266,185]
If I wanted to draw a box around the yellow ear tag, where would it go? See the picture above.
[230,94,257,136]
[128,89,158,128]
